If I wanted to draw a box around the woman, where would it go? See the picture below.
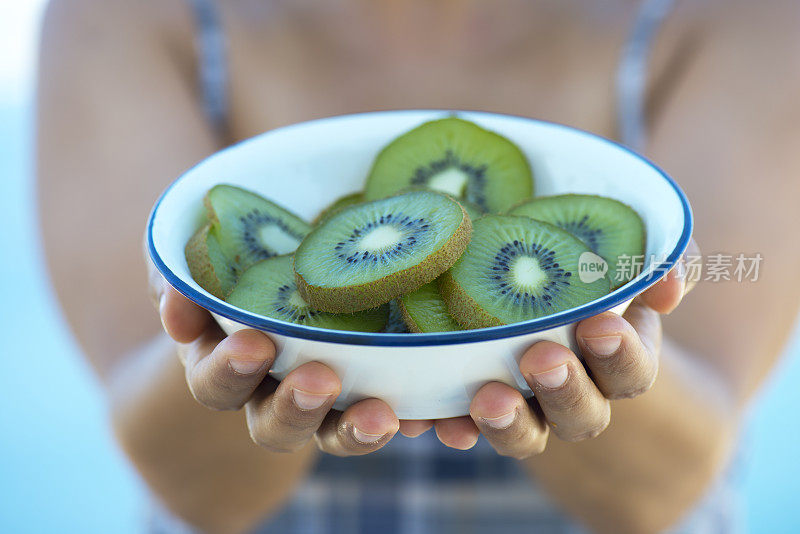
[37,0,800,532]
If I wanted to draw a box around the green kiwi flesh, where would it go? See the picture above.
[364,118,533,213]
[294,190,472,313]
[312,192,364,225]
[509,194,645,288]
[227,255,388,332]
[459,200,484,222]
[185,224,238,299]
[205,184,311,271]
[398,281,462,333]
[441,215,611,329]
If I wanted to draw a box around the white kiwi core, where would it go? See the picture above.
[510,256,547,290]
[259,224,301,254]
[287,289,308,310]
[359,225,403,252]
[428,168,469,197]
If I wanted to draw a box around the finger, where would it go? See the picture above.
[185,329,276,410]
[399,419,434,438]
[638,263,685,315]
[469,382,549,459]
[576,310,659,400]
[434,416,480,450]
[682,238,701,295]
[519,341,610,442]
[638,237,699,314]
[147,258,166,309]
[160,284,210,343]
[246,362,342,453]
[314,398,399,457]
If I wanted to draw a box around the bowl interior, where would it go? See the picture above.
[149,110,691,344]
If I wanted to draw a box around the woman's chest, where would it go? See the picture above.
[221,5,632,142]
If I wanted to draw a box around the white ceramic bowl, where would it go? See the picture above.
[147,110,692,420]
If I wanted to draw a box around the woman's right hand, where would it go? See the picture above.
[149,259,402,456]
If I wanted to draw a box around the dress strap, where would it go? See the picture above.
[186,0,229,139]
[616,0,677,151]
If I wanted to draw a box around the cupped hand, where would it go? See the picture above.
[148,257,400,457]
[147,235,698,458]
[424,239,701,459]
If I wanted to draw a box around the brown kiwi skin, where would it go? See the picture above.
[439,270,503,329]
[185,224,228,299]
[396,298,423,333]
[295,204,472,314]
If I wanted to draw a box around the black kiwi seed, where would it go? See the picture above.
[227,255,389,332]
[364,118,534,213]
[441,215,610,329]
[294,190,472,314]
[509,194,646,289]
[205,184,312,271]
[410,149,489,210]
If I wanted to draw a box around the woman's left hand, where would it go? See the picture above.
[398,239,700,457]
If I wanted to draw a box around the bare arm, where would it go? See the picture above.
[525,2,800,532]
[37,1,318,531]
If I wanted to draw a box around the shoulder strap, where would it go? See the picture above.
[186,0,229,139]
[616,0,677,151]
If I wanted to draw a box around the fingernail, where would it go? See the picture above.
[291,388,332,411]
[531,363,569,389]
[228,357,266,375]
[352,426,385,444]
[480,409,517,430]
[583,335,622,357]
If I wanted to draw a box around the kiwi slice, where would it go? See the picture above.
[398,281,462,333]
[204,184,311,271]
[312,192,364,225]
[364,118,533,213]
[509,194,645,288]
[184,224,238,299]
[459,200,484,222]
[294,190,472,313]
[441,215,610,329]
[227,255,388,332]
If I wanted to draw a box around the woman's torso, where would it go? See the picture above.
[153,1,742,533]
[211,0,641,142]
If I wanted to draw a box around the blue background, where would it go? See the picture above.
[0,2,797,532]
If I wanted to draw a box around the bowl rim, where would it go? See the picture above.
[148,109,693,347]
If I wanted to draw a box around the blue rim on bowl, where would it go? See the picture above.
[147,110,693,347]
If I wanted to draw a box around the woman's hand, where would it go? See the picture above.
[148,236,697,458]
[426,239,701,458]
[149,260,401,457]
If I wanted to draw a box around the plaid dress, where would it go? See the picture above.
[151,431,743,533]
[149,0,743,532]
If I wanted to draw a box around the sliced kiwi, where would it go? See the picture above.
[398,280,462,333]
[312,192,364,225]
[509,194,645,288]
[227,255,388,332]
[204,184,311,271]
[364,118,533,213]
[185,224,238,299]
[395,184,485,222]
[441,215,610,329]
[458,200,484,222]
[294,190,472,313]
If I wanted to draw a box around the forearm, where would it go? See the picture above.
[109,333,317,534]
[524,338,739,534]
